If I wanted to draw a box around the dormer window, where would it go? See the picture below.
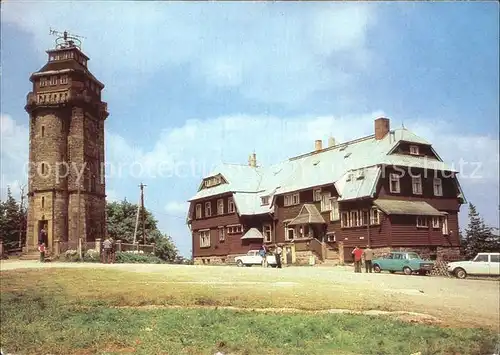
[261,196,269,206]
[409,145,419,155]
[204,175,222,188]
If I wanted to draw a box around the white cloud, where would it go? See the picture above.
[2,2,378,105]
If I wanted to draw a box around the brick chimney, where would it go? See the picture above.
[248,152,257,167]
[315,140,323,151]
[374,117,390,140]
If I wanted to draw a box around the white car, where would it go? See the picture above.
[234,250,277,267]
[447,252,500,279]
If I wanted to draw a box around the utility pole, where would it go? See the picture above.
[132,189,141,244]
[18,185,26,249]
[139,183,147,244]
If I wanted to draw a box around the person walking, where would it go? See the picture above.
[352,246,363,273]
[274,244,283,268]
[364,246,373,273]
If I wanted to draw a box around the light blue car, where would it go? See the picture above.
[372,251,434,276]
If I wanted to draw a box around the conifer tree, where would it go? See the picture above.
[462,203,498,259]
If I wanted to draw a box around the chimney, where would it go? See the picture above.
[374,117,390,140]
[249,152,257,167]
[328,137,336,147]
[315,139,323,151]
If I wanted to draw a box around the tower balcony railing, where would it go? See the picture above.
[27,91,71,106]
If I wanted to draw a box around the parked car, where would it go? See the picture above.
[234,250,277,267]
[447,252,500,279]
[372,251,434,275]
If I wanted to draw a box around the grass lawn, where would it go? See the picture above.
[0,266,498,355]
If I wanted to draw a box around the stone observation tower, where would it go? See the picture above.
[24,30,108,252]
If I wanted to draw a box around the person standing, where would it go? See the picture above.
[38,226,47,246]
[38,242,46,263]
[102,237,112,263]
[259,244,267,268]
[274,244,283,268]
[352,246,363,273]
[364,246,373,273]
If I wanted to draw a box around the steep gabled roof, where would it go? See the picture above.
[187,127,460,215]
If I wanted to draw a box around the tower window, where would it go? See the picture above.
[41,197,45,208]
[60,75,68,84]
[41,126,45,137]
[41,163,45,174]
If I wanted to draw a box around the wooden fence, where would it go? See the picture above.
[56,239,155,256]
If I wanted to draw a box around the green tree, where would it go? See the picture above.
[462,203,499,259]
[106,199,178,261]
[0,187,27,251]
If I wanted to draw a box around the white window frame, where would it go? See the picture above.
[40,78,48,87]
[263,224,272,243]
[389,173,401,193]
[217,199,224,215]
[195,204,202,219]
[50,76,57,85]
[228,197,235,213]
[433,178,443,196]
[199,230,211,248]
[432,216,440,229]
[412,175,422,195]
[313,189,322,202]
[442,216,449,235]
[340,211,350,228]
[284,193,300,207]
[60,75,68,84]
[204,201,211,217]
[330,197,339,221]
[409,145,420,155]
[227,224,242,234]
[416,216,428,228]
[370,208,380,225]
[350,210,359,227]
[320,192,332,212]
[326,232,336,242]
[361,210,369,226]
[285,223,296,241]
[261,196,269,206]
[218,226,225,242]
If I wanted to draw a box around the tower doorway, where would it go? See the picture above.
[38,220,49,246]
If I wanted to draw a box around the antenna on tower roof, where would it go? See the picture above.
[49,27,86,50]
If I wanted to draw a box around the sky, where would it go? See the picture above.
[1,1,499,257]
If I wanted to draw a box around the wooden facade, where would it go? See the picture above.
[188,119,465,264]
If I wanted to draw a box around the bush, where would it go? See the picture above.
[83,249,100,263]
[63,249,82,262]
[114,251,164,264]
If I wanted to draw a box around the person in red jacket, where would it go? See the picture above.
[38,243,46,263]
[352,246,364,273]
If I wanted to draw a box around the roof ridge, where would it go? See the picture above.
[289,134,375,161]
